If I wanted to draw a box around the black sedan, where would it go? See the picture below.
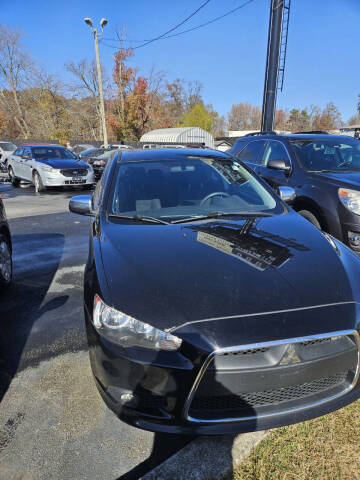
[69,148,360,435]
[0,196,12,287]
[78,147,108,162]
[230,133,360,253]
[87,148,119,180]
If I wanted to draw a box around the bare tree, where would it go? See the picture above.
[227,103,261,131]
[65,59,106,139]
[0,26,32,137]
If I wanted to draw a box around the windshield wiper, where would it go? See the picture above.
[108,214,169,225]
[171,211,274,224]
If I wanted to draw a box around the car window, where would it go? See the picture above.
[31,147,77,160]
[107,155,284,221]
[290,138,360,171]
[231,141,247,157]
[81,148,105,158]
[23,147,32,159]
[237,141,267,165]
[0,142,17,151]
[262,141,290,166]
[14,148,23,157]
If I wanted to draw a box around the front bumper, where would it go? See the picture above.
[85,307,360,435]
[41,170,95,186]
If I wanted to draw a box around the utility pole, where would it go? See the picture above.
[84,17,109,148]
[261,0,285,132]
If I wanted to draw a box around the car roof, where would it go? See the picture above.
[283,134,349,141]
[235,133,352,142]
[20,144,65,148]
[118,148,232,163]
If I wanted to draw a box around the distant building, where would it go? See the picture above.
[214,139,232,152]
[140,127,214,148]
[339,125,360,137]
[228,130,291,137]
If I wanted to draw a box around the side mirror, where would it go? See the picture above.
[69,195,92,216]
[278,186,296,204]
[267,158,291,172]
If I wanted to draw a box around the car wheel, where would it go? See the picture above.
[82,184,93,191]
[0,234,12,287]
[33,171,46,193]
[298,210,321,229]
[8,167,20,187]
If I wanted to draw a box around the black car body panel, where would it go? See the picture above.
[76,148,360,434]
[0,198,11,245]
[230,133,360,252]
[0,196,12,286]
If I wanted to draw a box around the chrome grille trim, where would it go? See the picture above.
[183,329,360,424]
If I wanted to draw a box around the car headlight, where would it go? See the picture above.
[93,295,182,351]
[41,165,58,173]
[338,188,360,215]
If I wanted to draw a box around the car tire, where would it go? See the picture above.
[82,184,93,191]
[8,167,20,187]
[298,210,321,229]
[33,171,46,193]
[0,234,12,288]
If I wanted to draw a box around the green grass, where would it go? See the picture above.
[230,400,360,480]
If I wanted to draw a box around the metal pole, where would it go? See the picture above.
[261,0,285,132]
[93,27,108,148]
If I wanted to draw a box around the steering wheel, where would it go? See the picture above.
[200,192,230,206]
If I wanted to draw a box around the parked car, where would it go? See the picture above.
[69,148,360,435]
[100,144,132,150]
[0,141,17,171]
[88,148,126,180]
[71,144,94,155]
[230,132,360,253]
[8,145,94,192]
[0,196,12,288]
[78,147,108,161]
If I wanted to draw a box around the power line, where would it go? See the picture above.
[145,0,254,43]
[102,0,254,51]
[132,0,211,49]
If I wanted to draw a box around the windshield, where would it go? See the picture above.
[31,147,77,160]
[291,137,360,171]
[107,156,283,221]
[97,150,118,160]
[0,142,16,151]
[81,148,105,158]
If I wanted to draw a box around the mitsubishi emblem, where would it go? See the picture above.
[279,344,301,365]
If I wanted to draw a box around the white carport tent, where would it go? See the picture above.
[140,127,214,148]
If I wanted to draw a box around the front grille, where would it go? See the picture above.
[300,338,332,347]
[223,347,269,356]
[190,372,348,417]
[186,332,359,422]
[60,168,88,177]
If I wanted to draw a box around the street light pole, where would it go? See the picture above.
[84,17,108,148]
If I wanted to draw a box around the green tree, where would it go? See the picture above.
[178,103,213,133]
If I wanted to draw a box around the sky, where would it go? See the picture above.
[2,0,360,123]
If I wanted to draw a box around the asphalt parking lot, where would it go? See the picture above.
[0,180,193,480]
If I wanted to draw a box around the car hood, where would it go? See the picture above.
[316,170,360,189]
[36,158,88,169]
[2,151,15,159]
[98,211,360,349]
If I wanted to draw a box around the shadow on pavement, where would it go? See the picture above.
[0,232,67,402]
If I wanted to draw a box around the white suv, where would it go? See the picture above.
[8,145,94,192]
[0,141,17,170]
